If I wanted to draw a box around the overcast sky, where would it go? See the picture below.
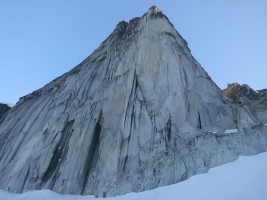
[1,0,267,104]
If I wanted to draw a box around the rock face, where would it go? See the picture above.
[0,6,266,197]
[223,83,267,123]
[0,103,10,122]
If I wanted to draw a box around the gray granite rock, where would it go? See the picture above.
[223,83,267,124]
[0,103,10,122]
[0,6,266,197]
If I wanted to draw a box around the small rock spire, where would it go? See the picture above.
[146,5,164,17]
[149,5,161,12]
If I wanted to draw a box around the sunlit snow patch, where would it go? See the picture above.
[208,131,218,134]
[224,129,239,134]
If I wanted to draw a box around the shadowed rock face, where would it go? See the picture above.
[223,83,267,123]
[0,6,267,197]
[0,103,10,122]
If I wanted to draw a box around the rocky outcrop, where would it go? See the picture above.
[0,103,10,122]
[257,89,267,96]
[0,6,266,197]
[223,83,267,123]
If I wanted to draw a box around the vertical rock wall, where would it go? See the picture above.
[0,6,266,197]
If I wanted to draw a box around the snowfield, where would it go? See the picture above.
[1,152,267,200]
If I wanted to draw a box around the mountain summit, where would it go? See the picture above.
[0,7,266,197]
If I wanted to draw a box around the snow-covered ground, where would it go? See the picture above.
[1,152,267,200]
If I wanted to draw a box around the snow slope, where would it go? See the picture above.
[1,152,267,200]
